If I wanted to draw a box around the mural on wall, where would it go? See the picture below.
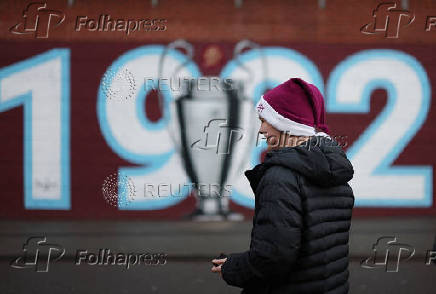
[0,40,434,218]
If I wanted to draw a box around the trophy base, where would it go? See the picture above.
[185,208,245,222]
[222,211,245,222]
[184,208,223,221]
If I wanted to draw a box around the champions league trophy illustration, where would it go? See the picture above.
[160,40,260,221]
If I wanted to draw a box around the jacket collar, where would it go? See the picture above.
[244,162,268,194]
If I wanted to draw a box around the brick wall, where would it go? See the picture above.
[1,0,436,43]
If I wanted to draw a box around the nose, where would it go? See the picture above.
[258,125,267,140]
[258,121,266,132]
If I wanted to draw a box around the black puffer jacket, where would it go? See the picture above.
[221,135,355,294]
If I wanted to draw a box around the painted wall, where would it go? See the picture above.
[0,0,435,218]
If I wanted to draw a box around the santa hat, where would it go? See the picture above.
[255,77,331,137]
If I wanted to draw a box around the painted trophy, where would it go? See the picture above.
[159,39,264,221]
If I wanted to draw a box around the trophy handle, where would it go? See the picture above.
[233,39,269,89]
[228,100,258,180]
[157,39,195,114]
[158,39,195,155]
[166,100,182,154]
[158,39,195,80]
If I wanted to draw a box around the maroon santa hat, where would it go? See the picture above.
[255,77,330,137]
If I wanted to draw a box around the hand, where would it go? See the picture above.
[211,257,227,276]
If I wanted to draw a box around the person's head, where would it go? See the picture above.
[255,77,330,151]
[258,115,310,151]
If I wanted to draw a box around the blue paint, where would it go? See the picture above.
[0,49,71,210]
[96,45,201,210]
[327,49,432,207]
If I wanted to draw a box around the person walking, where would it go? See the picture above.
[211,77,355,294]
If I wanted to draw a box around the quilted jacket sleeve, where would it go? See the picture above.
[221,171,303,288]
